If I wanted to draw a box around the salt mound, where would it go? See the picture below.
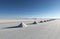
[39,21,43,23]
[18,22,27,27]
[32,21,37,24]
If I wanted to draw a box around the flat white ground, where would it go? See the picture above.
[0,19,60,39]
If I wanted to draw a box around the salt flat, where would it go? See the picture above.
[0,19,60,39]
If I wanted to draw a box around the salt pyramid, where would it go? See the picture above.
[32,21,37,24]
[18,22,27,27]
[3,22,27,29]
[44,20,47,22]
[39,21,43,23]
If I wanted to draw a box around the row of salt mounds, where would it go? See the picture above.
[4,20,46,29]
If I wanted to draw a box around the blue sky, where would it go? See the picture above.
[0,0,60,18]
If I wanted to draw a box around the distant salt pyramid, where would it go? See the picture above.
[18,22,27,27]
[40,21,43,23]
[44,20,47,22]
[32,21,37,24]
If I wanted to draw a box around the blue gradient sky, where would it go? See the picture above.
[0,0,60,18]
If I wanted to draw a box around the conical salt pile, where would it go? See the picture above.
[18,22,27,27]
[32,21,37,24]
[39,21,43,23]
